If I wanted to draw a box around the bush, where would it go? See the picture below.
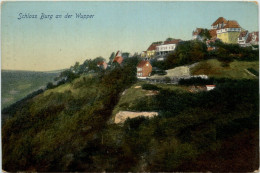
[46,82,55,89]
[142,83,160,90]
[179,77,214,85]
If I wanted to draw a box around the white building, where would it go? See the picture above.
[206,85,216,91]
[156,39,181,56]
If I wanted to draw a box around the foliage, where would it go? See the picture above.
[179,77,215,85]
[142,83,160,91]
[164,40,208,69]
[46,82,55,89]
[2,89,44,116]
[2,56,259,173]
[2,57,138,172]
[165,37,174,41]
[190,59,259,79]
[108,52,115,64]
[211,40,259,62]
[198,28,212,41]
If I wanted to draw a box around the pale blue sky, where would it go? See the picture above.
[1,1,259,71]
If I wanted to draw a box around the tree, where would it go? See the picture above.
[166,37,174,41]
[165,40,208,69]
[73,62,80,73]
[198,29,212,41]
[109,52,115,64]
[46,82,55,89]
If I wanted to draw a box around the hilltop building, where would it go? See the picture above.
[97,61,108,70]
[238,31,259,47]
[146,42,162,58]
[238,30,250,47]
[249,31,259,45]
[113,51,123,64]
[211,17,228,29]
[156,39,181,56]
[140,51,147,58]
[212,17,242,44]
[136,60,152,78]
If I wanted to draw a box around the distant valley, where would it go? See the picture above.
[1,70,60,109]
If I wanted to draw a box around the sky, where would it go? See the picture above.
[1,1,259,71]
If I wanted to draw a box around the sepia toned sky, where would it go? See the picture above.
[1,1,259,71]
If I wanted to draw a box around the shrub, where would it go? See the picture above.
[142,83,160,90]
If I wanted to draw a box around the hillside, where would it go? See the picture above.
[1,70,59,109]
[2,59,259,172]
[2,63,138,172]
[190,59,259,79]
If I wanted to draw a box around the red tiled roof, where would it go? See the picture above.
[147,43,160,51]
[137,60,151,68]
[212,17,228,26]
[163,39,181,45]
[207,47,214,51]
[113,56,123,64]
[223,20,240,28]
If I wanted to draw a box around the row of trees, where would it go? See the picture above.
[46,51,139,90]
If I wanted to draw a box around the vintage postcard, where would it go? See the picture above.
[1,1,259,172]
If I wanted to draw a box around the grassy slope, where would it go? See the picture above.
[190,59,259,79]
[3,62,139,172]
[3,74,115,171]
[2,62,259,172]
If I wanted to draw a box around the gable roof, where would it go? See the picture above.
[147,43,160,51]
[137,60,151,68]
[223,20,240,28]
[115,51,121,57]
[113,56,123,64]
[212,17,228,26]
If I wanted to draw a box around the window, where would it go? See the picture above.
[137,68,142,71]
[146,64,149,66]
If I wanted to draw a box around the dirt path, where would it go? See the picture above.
[114,111,158,124]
